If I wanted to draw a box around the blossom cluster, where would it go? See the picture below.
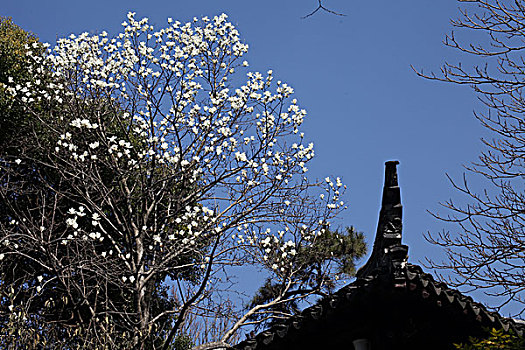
[3,12,347,291]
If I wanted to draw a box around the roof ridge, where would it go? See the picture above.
[356,161,408,282]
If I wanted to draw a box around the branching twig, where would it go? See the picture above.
[303,0,346,19]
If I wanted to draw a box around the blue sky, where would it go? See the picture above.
[3,0,509,314]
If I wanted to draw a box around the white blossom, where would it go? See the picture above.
[2,12,348,330]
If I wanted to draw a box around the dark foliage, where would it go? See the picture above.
[248,226,366,327]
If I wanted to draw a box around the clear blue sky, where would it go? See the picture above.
[3,1,508,314]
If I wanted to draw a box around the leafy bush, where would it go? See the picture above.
[454,328,525,350]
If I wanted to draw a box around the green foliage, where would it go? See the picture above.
[454,328,525,350]
[0,17,38,76]
[0,17,42,154]
[295,225,367,280]
[248,226,366,327]
[173,334,194,350]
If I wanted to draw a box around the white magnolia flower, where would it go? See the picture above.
[6,13,348,313]
[66,218,78,229]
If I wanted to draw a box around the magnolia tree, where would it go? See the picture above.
[0,13,349,348]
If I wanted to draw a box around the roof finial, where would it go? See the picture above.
[356,161,407,279]
[382,160,401,209]
[384,160,399,187]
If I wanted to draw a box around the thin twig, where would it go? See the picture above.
[302,0,346,19]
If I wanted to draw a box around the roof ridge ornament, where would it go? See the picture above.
[356,161,408,281]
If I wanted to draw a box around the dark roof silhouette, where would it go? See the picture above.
[233,161,525,350]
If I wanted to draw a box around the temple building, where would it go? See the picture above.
[198,161,525,350]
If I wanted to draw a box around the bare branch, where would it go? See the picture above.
[303,0,346,19]
[419,0,525,317]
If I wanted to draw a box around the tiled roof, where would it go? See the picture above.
[234,161,525,349]
[404,264,525,336]
[234,262,525,349]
